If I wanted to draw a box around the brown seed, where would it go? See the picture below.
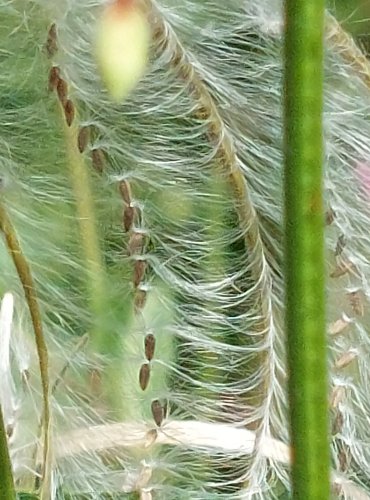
[144,428,158,448]
[127,232,145,256]
[325,208,335,226]
[144,333,156,361]
[134,289,147,313]
[330,260,354,278]
[328,317,350,336]
[45,23,58,58]
[119,179,132,205]
[335,350,358,370]
[133,259,147,288]
[6,424,14,438]
[335,234,346,256]
[91,148,105,174]
[139,363,150,391]
[330,385,345,409]
[339,448,350,472]
[48,66,60,92]
[77,126,90,153]
[332,410,344,435]
[64,99,75,127]
[151,399,164,427]
[348,290,364,317]
[57,78,68,105]
[123,205,135,232]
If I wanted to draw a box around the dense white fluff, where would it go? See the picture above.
[0,0,370,498]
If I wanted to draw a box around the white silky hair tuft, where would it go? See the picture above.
[0,0,370,498]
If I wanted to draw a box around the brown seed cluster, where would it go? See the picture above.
[117,180,165,427]
[46,26,76,129]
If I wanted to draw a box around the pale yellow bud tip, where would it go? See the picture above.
[95,1,150,102]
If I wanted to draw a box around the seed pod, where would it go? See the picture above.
[144,333,156,361]
[48,66,60,92]
[64,99,75,127]
[95,0,150,102]
[123,205,135,232]
[127,232,145,256]
[77,126,90,153]
[151,399,164,427]
[134,289,147,313]
[91,148,106,174]
[133,259,147,288]
[57,78,68,105]
[46,23,58,58]
[119,179,132,205]
[139,363,150,390]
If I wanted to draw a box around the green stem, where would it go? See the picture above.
[0,202,51,496]
[283,1,330,499]
[0,405,15,500]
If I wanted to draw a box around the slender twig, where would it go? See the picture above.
[0,202,51,493]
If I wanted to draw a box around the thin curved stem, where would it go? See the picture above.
[0,202,51,494]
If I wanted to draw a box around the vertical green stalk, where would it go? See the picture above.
[283,1,330,499]
[0,405,16,500]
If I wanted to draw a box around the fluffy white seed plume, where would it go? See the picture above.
[0,0,370,498]
[0,293,17,431]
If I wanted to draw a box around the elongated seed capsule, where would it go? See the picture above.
[46,23,58,58]
[123,205,135,232]
[144,333,155,361]
[127,232,145,256]
[48,66,60,92]
[151,399,164,427]
[91,148,105,174]
[64,99,75,127]
[139,363,150,390]
[119,179,132,205]
[77,126,90,153]
[134,289,147,313]
[57,78,68,105]
[133,259,147,288]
